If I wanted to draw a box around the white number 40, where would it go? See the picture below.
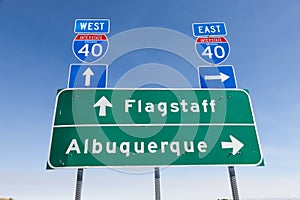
[202,45,225,59]
[78,43,103,57]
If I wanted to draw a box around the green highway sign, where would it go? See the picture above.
[53,88,254,125]
[48,88,263,168]
[49,125,261,168]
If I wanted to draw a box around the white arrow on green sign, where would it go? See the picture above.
[93,96,113,116]
[48,88,263,168]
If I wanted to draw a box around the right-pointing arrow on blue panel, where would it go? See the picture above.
[199,65,237,88]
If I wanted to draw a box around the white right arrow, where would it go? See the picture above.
[82,67,94,87]
[221,135,244,155]
[204,72,230,83]
[93,96,113,116]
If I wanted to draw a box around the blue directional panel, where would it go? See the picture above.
[192,22,227,37]
[199,65,237,88]
[68,64,107,88]
[74,19,110,33]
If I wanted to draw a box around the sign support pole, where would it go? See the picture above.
[75,168,84,200]
[228,166,239,200]
[154,167,161,200]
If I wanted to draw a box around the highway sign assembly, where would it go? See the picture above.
[48,88,262,168]
[48,20,263,200]
[199,65,237,88]
[68,64,107,88]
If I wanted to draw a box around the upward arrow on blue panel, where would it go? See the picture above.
[68,64,107,88]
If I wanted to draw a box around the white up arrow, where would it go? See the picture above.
[93,96,113,116]
[221,135,244,155]
[82,67,94,87]
[204,72,230,82]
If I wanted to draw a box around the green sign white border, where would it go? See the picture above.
[47,88,264,169]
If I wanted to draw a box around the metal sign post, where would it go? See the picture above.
[154,167,161,200]
[75,168,84,200]
[228,166,239,200]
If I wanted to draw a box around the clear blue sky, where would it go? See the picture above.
[1,0,300,199]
